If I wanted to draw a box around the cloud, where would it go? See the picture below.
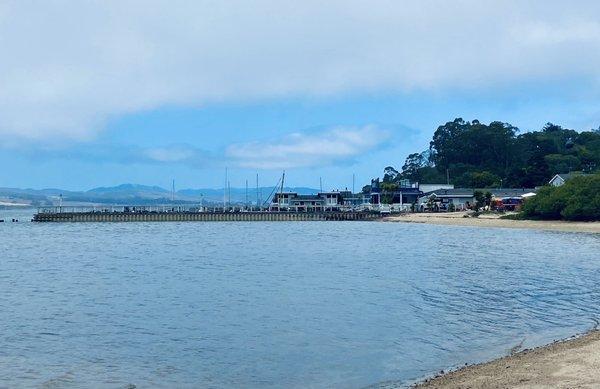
[226,125,389,169]
[143,146,200,163]
[2,1,600,142]
[23,143,213,167]
[14,126,387,170]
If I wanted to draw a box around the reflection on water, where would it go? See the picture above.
[1,210,599,388]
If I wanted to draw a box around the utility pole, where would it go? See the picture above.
[256,173,259,208]
[320,177,323,192]
[352,173,355,194]
[245,179,248,208]
[171,179,175,202]
[446,169,450,186]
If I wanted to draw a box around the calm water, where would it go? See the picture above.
[1,209,600,388]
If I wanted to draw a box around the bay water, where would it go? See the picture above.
[1,209,600,388]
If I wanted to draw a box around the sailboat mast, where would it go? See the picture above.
[223,167,227,209]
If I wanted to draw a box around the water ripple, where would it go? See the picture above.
[1,209,600,388]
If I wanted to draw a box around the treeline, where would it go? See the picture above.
[382,118,600,188]
[521,174,600,221]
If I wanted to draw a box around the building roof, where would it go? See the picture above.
[391,188,422,194]
[420,188,539,200]
[485,188,537,198]
[421,188,474,198]
[550,172,588,183]
[418,183,454,192]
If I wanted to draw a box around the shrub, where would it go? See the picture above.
[521,174,600,221]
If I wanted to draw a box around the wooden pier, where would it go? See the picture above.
[33,206,382,222]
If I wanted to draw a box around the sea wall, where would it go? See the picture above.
[33,211,382,222]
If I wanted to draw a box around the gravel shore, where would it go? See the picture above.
[412,330,600,388]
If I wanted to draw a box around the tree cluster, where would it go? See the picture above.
[385,118,600,188]
[521,174,600,221]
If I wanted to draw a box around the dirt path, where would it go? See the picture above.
[412,331,600,389]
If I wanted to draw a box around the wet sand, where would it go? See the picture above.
[383,212,600,234]
[412,330,600,389]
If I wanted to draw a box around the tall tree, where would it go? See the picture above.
[401,153,424,181]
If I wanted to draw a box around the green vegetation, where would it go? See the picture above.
[384,118,600,188]
[371,118,600,220]
[500,213,524,220]
[521,174,600,221]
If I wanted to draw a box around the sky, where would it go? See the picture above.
[2,1,600,191]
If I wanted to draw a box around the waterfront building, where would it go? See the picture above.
[418,187,537,212]
[366,178,422,212]
[270,191,350,211]
[417,188,475,211]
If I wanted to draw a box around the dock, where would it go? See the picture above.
[32,206,383,222]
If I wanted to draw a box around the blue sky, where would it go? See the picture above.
[2,1,600,190]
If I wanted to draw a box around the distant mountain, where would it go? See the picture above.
[0,184,321,207]
[0,187,77,207]
[87,184,170,199]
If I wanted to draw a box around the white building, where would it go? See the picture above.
[417,189,474,211]
[549,173,588,187]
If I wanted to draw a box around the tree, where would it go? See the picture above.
[380,181,398,204]
[484,191,493,209]
[374,118,600,192]
[430,118,469,171]
[383,166,399,183]
[542,122,563,133]
[544,154,580,174]
[401,153,424,181]
[455,171,500,188]
[474,190,485,211]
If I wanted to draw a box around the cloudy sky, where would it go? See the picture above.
[2,0,600,190]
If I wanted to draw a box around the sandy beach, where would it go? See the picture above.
[383,212,600,234]
[412,330,600,388]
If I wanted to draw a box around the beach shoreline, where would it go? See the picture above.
[382,212,600,234]
[410,329,600,388]
[382,211,600,388]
